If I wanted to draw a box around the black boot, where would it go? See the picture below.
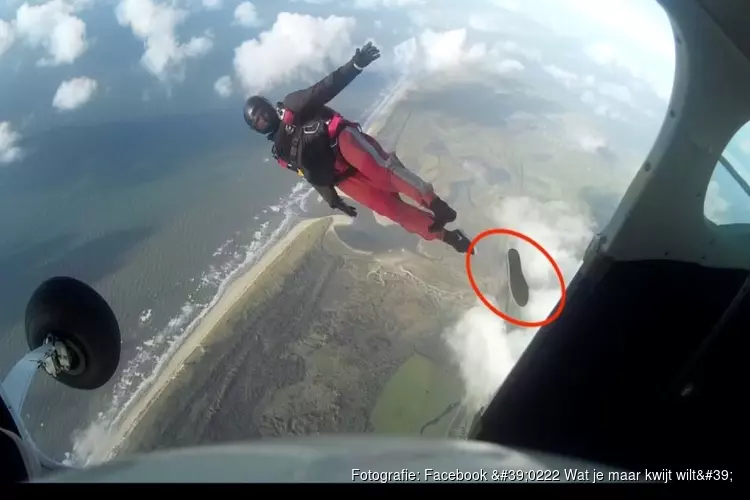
[507,248,529,307]
[442,229,473,254]
[428,197,457,233]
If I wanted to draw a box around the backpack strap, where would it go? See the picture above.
[272,145,304,176]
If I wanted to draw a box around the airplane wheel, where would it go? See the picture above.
[25,277,121,390]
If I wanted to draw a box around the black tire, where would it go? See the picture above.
[25,277,121,390]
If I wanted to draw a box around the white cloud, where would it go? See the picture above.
[494,0,674,102]
[704,179,729,224]
[586,41,616,66]
[574,132,608,153]
[567,0,673,61]
[201,0,222,10]
[597,81,632,105]
[547,72,635,120]
[0,19,15,57]
[495,40,541,62]
[491,0,520,10]
[581,90,624,122]
[443,306,517,413]
[421,29,486,72]
[544,68,635,117]
[233,2,260,27]
[233,12,356,95]
[115,0,213,82]
[13,0,89,66]
[0,121,23,165]
[52,76,98,111]
[512,0,674,65]
[585,41,672,101]
[468,14,498,33]
[444,196,594,413]
[496,197,594,287]
[495,59,524,74]
[543,64,578,88]
[213,75,232,97]
[395,28,487,75]
[354,0,425,8]
[392,37,416,66]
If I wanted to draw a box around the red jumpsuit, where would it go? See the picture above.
[333,126,441,241]
[270,59,448,242]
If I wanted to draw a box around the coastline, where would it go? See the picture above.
[93,215,338,463]
[92,85,412,462]
[85,204,474,461]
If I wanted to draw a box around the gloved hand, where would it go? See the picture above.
[352,42,381,69]
[334,199,358,218]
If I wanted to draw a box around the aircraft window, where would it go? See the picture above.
[0,0,679,471]
[704,122,750,225]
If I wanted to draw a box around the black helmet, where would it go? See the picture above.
[243,95,279,135]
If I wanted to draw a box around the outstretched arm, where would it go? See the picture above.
[282,42,381,118]
[273,146,356,216]
[314,185,358,218]
[314,184,342,208]
[282,60,361,117]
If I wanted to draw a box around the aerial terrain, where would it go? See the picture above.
[0,0,685,465]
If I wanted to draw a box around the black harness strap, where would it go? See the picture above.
[289,129,302,168]
[282,114,359,185]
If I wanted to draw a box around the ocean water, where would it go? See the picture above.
[0,77,407,462]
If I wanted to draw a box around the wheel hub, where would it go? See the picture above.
[39,335,84,377]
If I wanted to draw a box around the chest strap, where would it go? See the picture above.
[276,108,355,183]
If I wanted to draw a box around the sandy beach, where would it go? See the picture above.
[90,215,352,462]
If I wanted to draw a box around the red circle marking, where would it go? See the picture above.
[465,228,567,328]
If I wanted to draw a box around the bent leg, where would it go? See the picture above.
[337,173,443,241]
[337,126,435,207]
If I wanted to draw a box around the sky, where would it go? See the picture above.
[3,0,749,229]
[0,0,679,164]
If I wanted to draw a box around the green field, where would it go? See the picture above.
[370,353,470,438]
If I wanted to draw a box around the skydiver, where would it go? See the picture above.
[242,41,473,254]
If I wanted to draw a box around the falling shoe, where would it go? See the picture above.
[507,247,529,307]
[428,197,457,233]
[443,229,475,255]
